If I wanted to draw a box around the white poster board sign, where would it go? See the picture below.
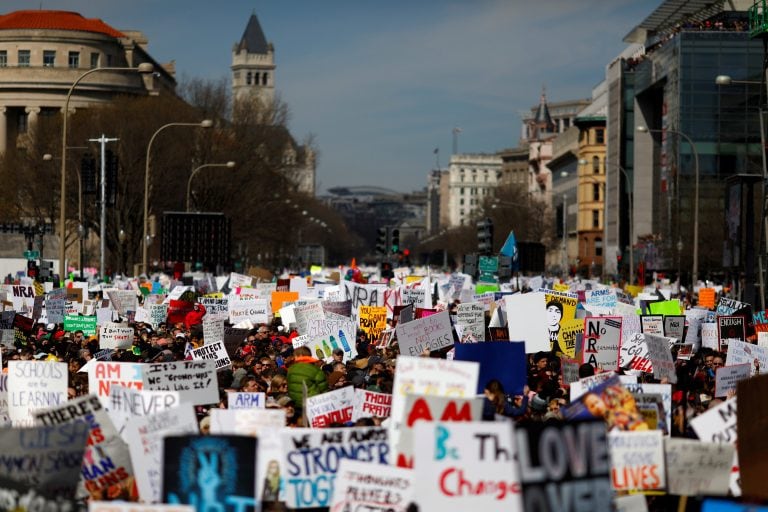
[142,360,219,405]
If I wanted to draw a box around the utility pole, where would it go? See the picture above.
[88,134,118,282]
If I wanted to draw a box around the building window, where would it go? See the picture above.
[18,112,28,134]
[460,187,464,194]
[595,237,603,256]
[593,183,600,201]
[18,50,30,67]
[246,72,252,85]
[106,54,113,66]
[90,52,99,68]
[68,51,79,68]
[592,210,599,228]
[0,51,6,67]
[460,199,464,205]
[43,50,56,67]
[596,128,604,144]
[262,72,268,85]
[592,156,600,174]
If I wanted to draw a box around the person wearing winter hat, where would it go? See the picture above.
[328,371,347,389]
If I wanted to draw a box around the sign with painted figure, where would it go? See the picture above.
[306,386,355,428]
[163,435,258,512]
[395,310,454,357]
[7,360,68,427]
[412,421,522,511]
[582,316,622,371]
[124,404,199,503]
[563,375,648,432]
[330,459,414,512]
[517,420,612,512]
[541,289,579,355]
[281,427,390,509]
[609,430,665,492]
[396,394,483,469]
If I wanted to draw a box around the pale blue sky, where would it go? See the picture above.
[5,0,659,193]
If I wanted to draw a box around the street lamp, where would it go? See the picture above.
[59,63,153,282]
[142,119,213,274]
[186,161,235,212]
[637,125,700,288]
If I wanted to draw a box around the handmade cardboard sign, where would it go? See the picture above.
[395,310,454,356]
[352,388,392,420]
[609,430,665,491]
[665,438,733,496]
[227,391,266,409]
[305,386,354,427]
[191,340,232,370]
[505,292,549,353]
[281,427,389,509]
[330,459,414,512]
[89,362,144,408]
[142,360,219,405]
[412,421,522,510]
[456,301,485,341]
[582,316,622,371]
[517,420,611,512]
[99,323,134,349]
[7,360,67,426]
[359,305,387,340]
[715,363,751,397]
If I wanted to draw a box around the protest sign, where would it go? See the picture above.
[737,374,768,500]
[717,297,747,316]
[608,430,665,491]
[454,341,527,395]
[456,301,485,341]
[343,281,387,324]
[106,385,180,440]
[306,386,355,427]
[147,303,168,329]
[517,420,611,512]
[663,315,686,339]
[330,459,414,512]
[124,404,199,503]
[641,333,677,383]
[163,435,257,511]
[698,288,716,309]
[321,299,352,318]
[402,286,427,308]
[202,317,224,344]
[718,315,746,349]
[106,289,138,316]
[542,289,579,355]
[64,314,97,336]
[98,323,134,349]
[199,297,229,320]
[640,315,664,335]
[6,284,35,313]
[505,292,549,353]
[397,394,482,468]
[702,323,719,349]
[228,391,266,409]
[624,383,672,435]
[586,288,617,310]
[395,310,454,356]
[665,438,733,496]
[582,316,622,371]
[306,317,357,359]
[222,327,249,358]
[564,375,648,431]
[358,305,387,340]
[0,423,89,499]
[88,361,144,408]
[228,296,270,325]
[293,301,325,334]
[412,421,522,511]
[352,388,392,421]
[724,340,767,376]
[570,373,638,401]
[715,363,751,397]
[208,408,286,502]
[7,360,67,426]
[143,360,219,405]
[691,398,740,496]
[390,357,479,451]
[45,288,66,324]
[191,340,232,370]
[281,427,389,509]
[90,504,194,512]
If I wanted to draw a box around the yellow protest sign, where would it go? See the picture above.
[359,305,387,340]
[544,289,579,354]
[554,283,570,293]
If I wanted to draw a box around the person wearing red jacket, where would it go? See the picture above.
[184,303,206,330]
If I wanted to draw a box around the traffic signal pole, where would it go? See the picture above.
[88,135,118,281]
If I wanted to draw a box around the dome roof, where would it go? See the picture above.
[0,10,124,38]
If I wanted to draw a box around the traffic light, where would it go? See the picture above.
[81,153,97,194]
[477,218,494,255]
[39,260,53,281]
[390,229,400,253]
[26,259,38,279]
[375,227,389,255]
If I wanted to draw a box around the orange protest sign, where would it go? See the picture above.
[698,288,716,309]
[271,291,299,314]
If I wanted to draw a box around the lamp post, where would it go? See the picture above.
[186,161,235,212]
[59,63,153,282]
[637,125,699,288]
[142,119,213,274]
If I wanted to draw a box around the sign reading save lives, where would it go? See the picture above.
[395,310,453,356]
